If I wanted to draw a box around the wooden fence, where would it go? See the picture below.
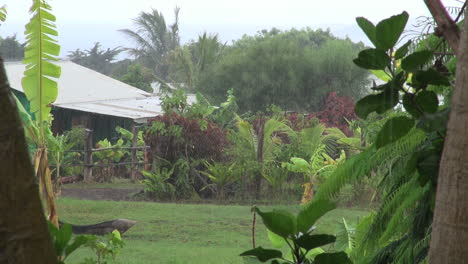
[63,127,150,182]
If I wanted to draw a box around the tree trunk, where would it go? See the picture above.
[255,119,265,200]
[428,6,468,264]
[0,57,57,263]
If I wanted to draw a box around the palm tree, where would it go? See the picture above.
[169,32,226,90]
[120,7,180,81]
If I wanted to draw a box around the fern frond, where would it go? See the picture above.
[379,183,430,243]
[314,148,374,200]
[22,0,61,123]
[369,129,426,167]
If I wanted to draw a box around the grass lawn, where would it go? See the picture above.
[58,198,368,264]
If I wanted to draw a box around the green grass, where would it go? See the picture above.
[58,198,368,264]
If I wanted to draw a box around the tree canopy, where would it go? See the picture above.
[195,28,370,112]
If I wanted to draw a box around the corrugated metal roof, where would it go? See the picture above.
[5,60,164,121]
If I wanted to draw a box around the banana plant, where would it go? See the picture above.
[21,0,61,226]
[235,115,293,198]
[0,5,6,23]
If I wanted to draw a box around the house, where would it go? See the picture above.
[6,60,166,142]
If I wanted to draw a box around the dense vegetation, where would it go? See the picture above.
[2,0,467,264]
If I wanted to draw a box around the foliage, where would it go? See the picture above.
[169,32,225,90]
[47,132,74,191]
[200,161,239,200]
[240,200,352,263]
[309,92,356,136]
[144,112,227,163]
[81,230,125,264]
[22,0,62,226]
[22,0,61,123]
[118,63,154,92]
[198,28,369,112]
[141,164,176,200]
[0,35,24,60]
[68,42,122,76]
[92,126,144,182]
[47,221,93,264]
[316,10,454,263]
[120,7,180,80]
[0,4,6,22]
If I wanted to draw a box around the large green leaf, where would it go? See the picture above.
[375,116,414,148]
[415,90,439,114]
[403,91,439,118]
[314,252,352,264]
[296,200,335,234]
[354,85,399,119]
[22,0,61,123]
[412,68,450,87]
[375,11,409,50]
[267,230,286,248]
[296,234,336,251]
[353,49,390,70]
[255,208,296,238]
[401,50,433,72]
[240,247,282,262]
[356,17,378,47]
[394,40,412,60]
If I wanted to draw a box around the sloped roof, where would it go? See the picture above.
[5,60,163,122]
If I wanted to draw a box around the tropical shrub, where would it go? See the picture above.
[315,10,455,263]
[81,230,125,264]
[240,200,352,263]
[144,113,228,163]
[141,164,176,200]
[200,161,239,200]
[309,92,356,136]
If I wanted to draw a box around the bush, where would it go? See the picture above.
[144,113,228,163]
[309,92,356,136]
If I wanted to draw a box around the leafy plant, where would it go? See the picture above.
[141,164,176,200]
[81,230,125,264]
[200,161,238,200]
[316,10,454,262]
[309,92,356,136]
[240,200,352,263]
[21,0,62,225]
[47,221,93,264]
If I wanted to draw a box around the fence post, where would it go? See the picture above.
[84,129,93,182]
[131,125,138,181]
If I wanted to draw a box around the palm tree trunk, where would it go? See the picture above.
[0,57,57,263]
[428,6,468,263]
[255,119,265,200]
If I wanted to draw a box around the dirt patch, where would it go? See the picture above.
[61,187,143,201]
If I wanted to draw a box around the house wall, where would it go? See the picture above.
[51,108,135,144]
[12,89,138,144]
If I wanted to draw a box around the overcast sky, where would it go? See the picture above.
[0,0,462,58]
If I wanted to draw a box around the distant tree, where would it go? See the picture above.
[198,28,369,112]
[119,64,154,92]
[68,42,122,75]
[120,7,180,81]
[0,35,24,60]
[169,32,225,90]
